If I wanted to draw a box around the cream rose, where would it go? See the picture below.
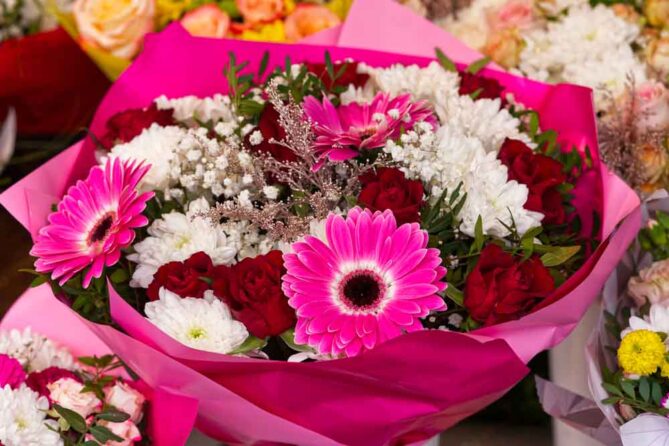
[625,81,669,132]
[105,381,146,423]
[284,5,341,42]
[236,0,284,24]
[628,259,669,307]
[73,0,156,59]
[646,35,669,77]
[181,4,230,38]
[48,378,101,418]
[94,420,141,446]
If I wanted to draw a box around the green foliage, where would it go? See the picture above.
[600,365,669,417]
[639,211,669,261]
[435,48,457,72]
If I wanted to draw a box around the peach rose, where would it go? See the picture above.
[483,27,524,69]
[105,381,146,423]
[181,4,230,38]
[646,35,669,77]
[628,259,669,307]
[236,0,284,24]
[48,378,101,418]
[645,0,669,27]
[486,0,534,32]
[637,141,669,187]
[284,5,341,41]
[611,4,641,23]
[73,0,155,59]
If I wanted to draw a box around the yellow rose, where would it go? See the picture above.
[284,4,341,42]
[181,4,230,38]
[646,0,669,27]
[73,0,156,60]
[483,27,524,69]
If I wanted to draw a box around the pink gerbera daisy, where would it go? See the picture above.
[31,158,153,288]
[282,207,447,358]
[303,92,435,167]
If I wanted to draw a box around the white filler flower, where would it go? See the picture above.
[0,328,75,372]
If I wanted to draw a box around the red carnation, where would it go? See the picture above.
[147,252,215,300]
[99,103,175,149]
[464,244,555,326]
[25,367,81,402]
[212,251,296,338]
[498,138,568,225]
[246,104,298,163]
[458,71,506,101]
[305,62,369,89]
[358,167,424,224]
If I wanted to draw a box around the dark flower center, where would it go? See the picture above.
[342,271,383,309]
[89,214,114,244]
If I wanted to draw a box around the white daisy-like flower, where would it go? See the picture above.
[0,329,75,373]
[155,94,237,124]
[622,304,669,339]
[128,199,238,288]
[108,124,186,193]
[145,289,248,354]
[0,385,62,446]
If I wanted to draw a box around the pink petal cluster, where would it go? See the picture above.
[303,92,436,166]
[31,158,153,287]
[282,207,447,357]
[25,367,80,401]
[0,354,26,389]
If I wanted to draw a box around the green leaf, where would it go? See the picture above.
[53,404,87,434]
[540,246,581,267]
[601,396,621,405]
[435,48,457,72]
[109,268,128,284]
[257,51,270,79]
[30,275,48,287]
[445,285,464,307]
[280,329,314,353]
[82,441,100,446]
[652,380,663,405]
[324,51,334,81]
[528,112,539,137]
[89,425,124,443]
[96,409,131,423]
[474,216,484,252]
[229,336,267,354]
[639,377,651,402]
[621,380,636,399]
[602,382,623,397]
[465,56,491,74]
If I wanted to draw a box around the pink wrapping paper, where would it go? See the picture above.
[0,285,198,446]
[0,23,640,445]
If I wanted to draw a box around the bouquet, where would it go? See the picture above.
[0,285,198,446]
[0,0,109,136]
[0,28,640,444]
[398,0,669,195]
[56,0,350,80]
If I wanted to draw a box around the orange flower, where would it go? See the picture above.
[284,4,341,41]
[236,0,284,24]
[181,4,230,38]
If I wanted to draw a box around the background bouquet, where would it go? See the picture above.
[0,285,198,446]
[0,24,640,444]
[0,0,109,136]
[56,0,351,80]
[397,0,669,195]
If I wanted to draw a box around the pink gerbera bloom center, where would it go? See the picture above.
[337,268,387,313]
[87,212,116,247]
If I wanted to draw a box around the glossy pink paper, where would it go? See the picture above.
[0,23,640,446]
[0,285,198,446]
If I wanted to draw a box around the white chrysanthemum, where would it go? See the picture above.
[385,123,543,237]
[621,304,669,339]
[108,124,186,193]
[128,199,237,288]
[0,385,62,446]
[0,329,75,373]
[145,289,248,354]
[155,94,237,124]
[519,4,645,107]
[435,94,533,151]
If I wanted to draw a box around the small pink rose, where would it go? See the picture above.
[628,259,669,307]
[284,5,341,42]
[181,4,230,38]
[632,81,669,132]
[48,377,101,418]
[486,0,534,32]
[236,0,284,24]
[105,381,146,423]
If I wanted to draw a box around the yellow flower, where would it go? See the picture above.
[241,20,286,42]
[326,0,354,20]
[618,329,666,376]
[661,360,669,378]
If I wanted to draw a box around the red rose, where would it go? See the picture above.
[498,138,567,225]
[147,252,215,300]
[99,103,175,149]
[25,367,81,402]
[458,71,505,101]
[464,244,555,326]
[358,167,424,224]
[246,104,298,163]
[212,251,296,338]
[305,62,369,89]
